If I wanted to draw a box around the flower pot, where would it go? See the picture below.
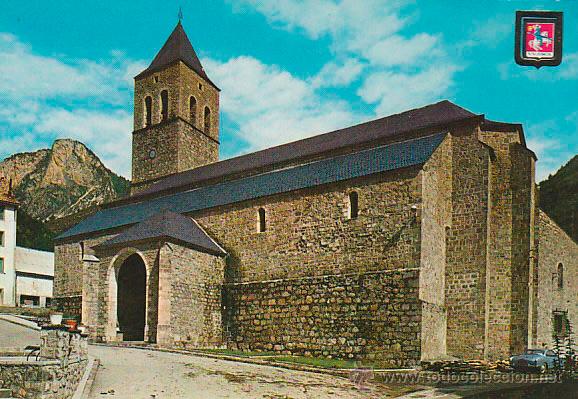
[50,314,63,325]
[64,319,78,331]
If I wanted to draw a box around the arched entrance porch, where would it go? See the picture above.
[116,253,147,341]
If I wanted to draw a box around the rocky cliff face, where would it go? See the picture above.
[0,139,130,228]
[539,155,578,243]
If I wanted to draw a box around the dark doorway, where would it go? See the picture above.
[117,254,147,341]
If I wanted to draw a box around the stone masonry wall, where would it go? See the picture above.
[131,120,180,187]
[196,168,422,283]
[479,129,535,360]
[54,242,84,297]
[224,269,422,367]
[509,144,535,355]
[0,328,88,399]
[535,211,578,348]
[132,60,220,193]
[131,118,218,192]
[419,135,452,360]
[445,126,491,359]
[91,243,160,343]
[158,243,225,348]
[133,61,219,140]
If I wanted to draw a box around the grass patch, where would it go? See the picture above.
[194,348,403,370]
[0,306,51,318]
[195,348,278,357]
[269,356,358,369]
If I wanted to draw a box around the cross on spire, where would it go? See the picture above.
[178,6,183,22]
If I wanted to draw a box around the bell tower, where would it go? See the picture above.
[131,21,220,194]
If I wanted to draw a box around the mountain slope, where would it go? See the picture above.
[0,139,130,248]
[539,155,578,242]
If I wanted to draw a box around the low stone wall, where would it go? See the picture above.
[52,296,82,319]
[0,327,88,399]
[224,268,421,367]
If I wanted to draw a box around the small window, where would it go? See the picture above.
[258,208,266,233]
[557,263,564,289]
[348,191,359,219]
[189,96,197,125]
[79,242,85,261]
[0,258,4,273]
[144,96,152,127]
[154,75,159,83]
[0,206,4,220]
[160,90,169,122]
[20,295,40,307]
[553,312,566,336]
[198,83,203,90]
[0,231,4,246]
[204,106,211,134]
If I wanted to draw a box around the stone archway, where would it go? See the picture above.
[117,253,147,341]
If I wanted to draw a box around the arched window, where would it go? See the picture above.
[348,191,359,219]
[189,96,197,126]
[258,208,266,233]
[144,96,152,127]
[160,90,169,122]
[558,263,564,289]
[204,106,211,134]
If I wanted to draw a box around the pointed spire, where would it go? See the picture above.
[135,22,218,90]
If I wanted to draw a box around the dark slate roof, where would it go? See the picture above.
[135,22,218,89]
[133,100,477,199]
[95,210,226,256]
[57,133,446,241]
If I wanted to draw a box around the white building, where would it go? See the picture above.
[0,180,54,307]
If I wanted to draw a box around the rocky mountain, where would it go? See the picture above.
[539,155,578,243]
[0,139,130,249]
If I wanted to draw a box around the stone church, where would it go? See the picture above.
[54,22,577,366]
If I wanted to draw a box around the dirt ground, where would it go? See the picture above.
[88,345,399,398]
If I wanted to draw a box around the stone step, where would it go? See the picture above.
[0,389,13,398]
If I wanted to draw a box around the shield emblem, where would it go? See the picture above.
[515,11,563,68]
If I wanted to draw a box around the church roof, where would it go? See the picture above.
[131,100,478,200]
[135,22,218,90]
[95,210,226,256]
[56,132,447,241]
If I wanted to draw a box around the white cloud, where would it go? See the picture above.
[311,59,365,88]
[234,0,461,120]
[204,56,359,151]
[358,64,460,115]
[0,34,139,104]
[525,119,577,182]
[363,33,442,67]
[0,33,142,177]
[236,0,409,52]
[1,100,133,176]
[560,53,578,79]
[35,108,133,175]
[466,17,510,49]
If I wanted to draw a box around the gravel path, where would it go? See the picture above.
[88,345,391,398]
[0,318,40,349]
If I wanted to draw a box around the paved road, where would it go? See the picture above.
[88,345,391,399]
[0,318,40,349]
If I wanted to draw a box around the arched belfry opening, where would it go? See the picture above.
[117,254,147,341]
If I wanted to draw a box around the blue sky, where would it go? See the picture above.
[0,0,577,181]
